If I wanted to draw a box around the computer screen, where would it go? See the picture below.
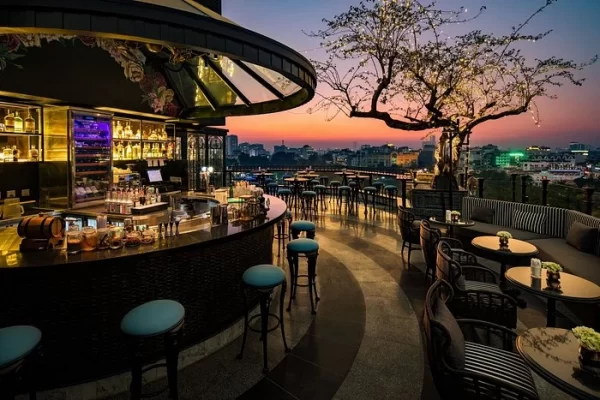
[147,169,163,183]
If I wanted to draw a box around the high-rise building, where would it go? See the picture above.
[226,135,238,156]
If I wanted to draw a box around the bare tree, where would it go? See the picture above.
[307,0,596,182]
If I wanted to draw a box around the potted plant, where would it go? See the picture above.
[542,261,563,289]
[496,231,512,249]
[450,210,461,223]
[572,326,600,368]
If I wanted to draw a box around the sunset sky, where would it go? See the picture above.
[222,0,600,150]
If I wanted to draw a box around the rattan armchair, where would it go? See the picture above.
[436,240,518,328]
[424,280,539,400]
[398,207,420,265]
[420,220,441,285]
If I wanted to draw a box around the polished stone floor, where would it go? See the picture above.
[106,202,580,400]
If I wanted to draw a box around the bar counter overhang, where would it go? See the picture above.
[0,196,286,388]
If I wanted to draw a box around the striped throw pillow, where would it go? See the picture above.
[512,210,545,232]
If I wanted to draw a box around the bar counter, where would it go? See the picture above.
[0,195,286,389]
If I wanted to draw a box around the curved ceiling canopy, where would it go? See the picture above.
[0,0,316,119]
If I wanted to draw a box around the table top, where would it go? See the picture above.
[505,267,600,303]
[284,177,308,182]
[517,328,600,400]
[252,172,274,176]
[298,174,319,178]
[335,171,352,175]
[429,217,476,227]
[472,236,539,257]
[348,175,368,179]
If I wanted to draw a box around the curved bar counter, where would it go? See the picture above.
[0,196,286,389]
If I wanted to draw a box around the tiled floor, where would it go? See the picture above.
[106,203,581,400]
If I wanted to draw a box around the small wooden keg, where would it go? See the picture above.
[17,216,65,239]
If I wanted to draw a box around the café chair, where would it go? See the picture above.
[398,207,421,266]
[424,280,539,400]
[0,325,41,400]
[436,240,518,329]
[420,220,442,285]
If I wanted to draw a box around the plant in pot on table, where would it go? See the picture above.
[450,211,461,223]
[497,231,512,249]
[542,261,562,289]
[572,326,600,368]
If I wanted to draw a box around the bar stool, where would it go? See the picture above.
[309,179,320,191]
[237,264,290,373]
[274,210,292,258]
[314,184,327,212]
[121,300,185,400]
[373,181,385,201]
[0,325,41,400]
[348,181,358,214]
[266,182,279,196]
[290,220,316,239]
[329,181,341,203]
[384,185,398,213]
[363,186,377,215]
[287,239,320,314]
[300,191,318,220]
[319,176,329,186]
[277,188,292,209]
[337,185,351,213]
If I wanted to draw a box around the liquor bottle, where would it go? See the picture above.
[115,121,123,138]
[29,145,38,161]
[105,190,111,213]
[124,123,132,138]
[142,143,149,159]
[125,143,132,159]
[24,111,36,133]
[4,110,15,132]
[14,112,23,132]
[12,145,18,162]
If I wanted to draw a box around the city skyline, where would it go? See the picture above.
[222,0,600,148]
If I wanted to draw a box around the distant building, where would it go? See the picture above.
[226,134,238,156]
[495,150,526,168]
[395,151,420,167]
[274,140,288,153]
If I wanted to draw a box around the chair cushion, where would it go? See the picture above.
[0,325,41,368]
[267,182,279,187]
[363,186,377,192]
[311,180,320,184]
[373,182,385,187]
[314,185,326,190]
[302,191,317,197]
[528,238,600,285]
[278,188,292,195]
[330,181,341,186]
[455,222,549,241]
[463,280,503,294]
[384,185,397,191]
[512,210,545,232]
[290,220,316,231]
[464,342,538,399]
[121,300,185,337]
[338,186,351,191]
[349,182,357,187]
[566,221,598,254]
[433,297,465,369]
[287,238,319,253]
[242,264,285,289]
[470,207,494,224]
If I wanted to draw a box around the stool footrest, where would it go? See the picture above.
[248,313,281,334]
[139,363,170,398]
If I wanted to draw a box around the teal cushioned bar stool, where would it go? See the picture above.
[319,175,329,186]
[314,184,328,211]
[300,190,318,220]
[266,182,279,196]
[329,180,341,204]
[384,185,398,213]
[237,264,290,373]
[0,325,41,400]
[363,186,377,215]
[286,239,320,314]
[337,185,351,213]
[290,220,316,239]
[121,300,185,400]
[348,181,358,214]
[274,209,293,258]
[373,181,385,198]
[277,188,292,209]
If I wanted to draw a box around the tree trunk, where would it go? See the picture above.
[432,129,467,190]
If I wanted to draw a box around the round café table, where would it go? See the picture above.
[506,267,600,327]
[284,177,308,210]
[348,175,368,215]
[429,217,475,237]
[472,236,538,306]
[517,327,600,400]
[334,171,352,185]
[252,172,274,189]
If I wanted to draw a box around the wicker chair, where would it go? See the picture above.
[424,280,539,400]
[436,240,518,329]
[398,207,420,265]
[420,220,442,285]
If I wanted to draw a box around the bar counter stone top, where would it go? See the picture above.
[0,195,286,269]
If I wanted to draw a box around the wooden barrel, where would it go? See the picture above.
[17,216,65,239]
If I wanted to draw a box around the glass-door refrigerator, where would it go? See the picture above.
[71,111,112,209]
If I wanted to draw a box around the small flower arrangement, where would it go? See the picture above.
[450,210,461,222]
[541,261,563,273]
[496,231,512,239]
[573,327,600,351]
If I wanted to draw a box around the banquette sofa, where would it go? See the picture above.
[455,197,600,286]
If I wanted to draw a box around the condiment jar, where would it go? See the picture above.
[125,231,142,247]
[141,230,155,245]
[109,227,124,250]
[97,228,110,250]
[81,226,97,251]
[66,230,83,254]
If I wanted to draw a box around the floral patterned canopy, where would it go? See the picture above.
[0,33,304,118]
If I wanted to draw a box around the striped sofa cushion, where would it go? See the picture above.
[512,210,546,232]
[462,197,566,237]
[565,210,600,256]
